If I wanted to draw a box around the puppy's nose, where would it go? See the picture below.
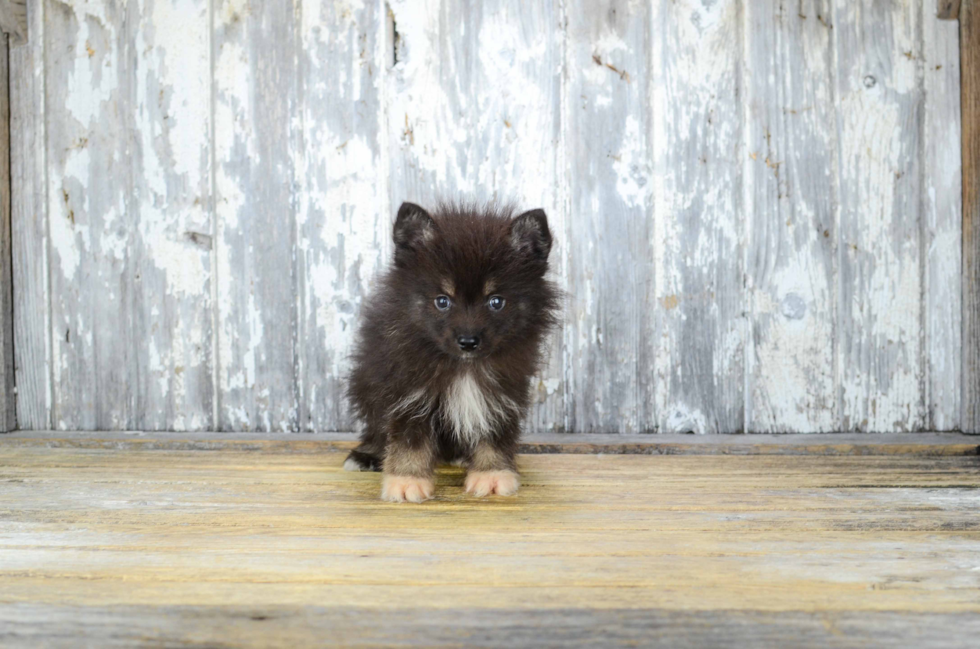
[457,335,480,351]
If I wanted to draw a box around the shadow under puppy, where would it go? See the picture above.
[345,202,559,502]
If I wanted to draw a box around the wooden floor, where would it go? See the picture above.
[1,436,979,647]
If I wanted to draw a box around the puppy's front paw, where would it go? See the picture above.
[381,475,434,503]
[464,470,520,497]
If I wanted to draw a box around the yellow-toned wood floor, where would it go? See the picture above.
[1,436,979,647]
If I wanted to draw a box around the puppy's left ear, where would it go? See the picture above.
[510,209,552,262]
[393,202,435,268]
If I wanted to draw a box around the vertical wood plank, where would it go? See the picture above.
[296,0,387,432]
[132,0,214,430]
[834,1,925,432]
[42,0,213,430]
[963,0,980,433]
[10,0,49,429]
[653,0,745,434]
[213,0,300,431]
[43,0,134,429]
[0,34,15,431]
[744,1,837,432]
[922,5,961,431]
[386,0,565,432]
[564,0,653,433]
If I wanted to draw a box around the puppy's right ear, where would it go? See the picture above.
[393,202,434,267]
[510,208,552,263]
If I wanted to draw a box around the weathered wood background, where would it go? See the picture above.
[8,0,964,433]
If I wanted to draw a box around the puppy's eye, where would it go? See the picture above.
[487,295,506,312]
[434,295,452,311]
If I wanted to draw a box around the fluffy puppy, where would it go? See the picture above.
[345,202,559,502]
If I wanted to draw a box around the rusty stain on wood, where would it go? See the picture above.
[938,0,962,20]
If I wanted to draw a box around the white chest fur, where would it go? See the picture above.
[441,370,516,444]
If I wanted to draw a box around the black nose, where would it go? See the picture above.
[457,336,480,351]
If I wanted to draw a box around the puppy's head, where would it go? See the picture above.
[392,202,556,361]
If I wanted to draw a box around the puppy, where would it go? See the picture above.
[344,202,559,502]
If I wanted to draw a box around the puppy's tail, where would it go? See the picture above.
[343,449,383,472]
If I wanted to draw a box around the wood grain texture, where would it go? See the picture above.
[2,606,979,649]
[0,446,978,647]
[10,0,49,430]
[653,0,745,433]
[744,1,837,432]
[386,0,565,431]
[834,1,924,432]
[213,0,300,431]
[964,0,980,433]
[296,0,387,432]
[42,0,212,431]
[565,0,654,433]
[0,34,13,432]
[923,5,962,431]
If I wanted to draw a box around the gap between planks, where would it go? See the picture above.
[0,431,977,456]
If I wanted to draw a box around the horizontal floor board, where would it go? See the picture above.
[3,605,980,649]
[0,447,978,646]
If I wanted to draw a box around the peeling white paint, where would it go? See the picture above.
[836,0,926,431]
[16,0,964,433]
[612,116,651,209]
[65,18,117,128]
[652,0,744,433]
[48,200,83,283]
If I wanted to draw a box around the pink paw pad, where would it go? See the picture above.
[464,471,520,497]
[381,475,435,503]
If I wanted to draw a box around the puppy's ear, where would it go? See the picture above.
[393,202,434,267]
[510,209,552,262]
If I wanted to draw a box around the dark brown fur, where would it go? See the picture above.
[345,202,559,498]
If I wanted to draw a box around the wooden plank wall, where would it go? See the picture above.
[7,0,965,434]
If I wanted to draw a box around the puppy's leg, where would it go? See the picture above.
[465,437,520,497]
[381,426,436,503]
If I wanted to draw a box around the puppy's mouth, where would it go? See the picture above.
[456,348,490,361]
